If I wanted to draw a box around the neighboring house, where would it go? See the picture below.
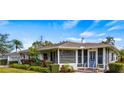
[3,42,119,70]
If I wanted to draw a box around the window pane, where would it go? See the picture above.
[78,50,82,63]
[98,48,103,64]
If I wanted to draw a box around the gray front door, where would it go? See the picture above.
[89,51,96,68]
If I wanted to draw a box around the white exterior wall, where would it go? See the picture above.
[109,50,117,63]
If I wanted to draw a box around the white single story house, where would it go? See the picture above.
[4,42,120,70]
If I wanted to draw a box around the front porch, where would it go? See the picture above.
[37,47,107,70]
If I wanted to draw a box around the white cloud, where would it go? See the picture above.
[63,20,80,29]
[97,33,106,37]
[99,38,122,42]
[80,31,94,38]
[0,20,9,26]
[105,20,118,27]
[22,38,34,49]
[80,20,100,38]
[66,37,81,42]
[107,25,124,31]
[114,38,122,41]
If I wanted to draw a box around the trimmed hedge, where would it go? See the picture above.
[9,61,18,65]
[10,64,30,70]
[49,64,59,73]
[29,66,50,73]
[0,59,7,65]
[109,63,124,73]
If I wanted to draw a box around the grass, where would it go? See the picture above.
[0,68,37,73]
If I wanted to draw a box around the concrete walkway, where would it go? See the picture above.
[0,65,9,68]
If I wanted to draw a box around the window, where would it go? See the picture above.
[89,51,96,61]
[78,50,82,63]
[98,48,103,64]
[60,50,75,63]
[84,50,88,66]
[111,53,114,61]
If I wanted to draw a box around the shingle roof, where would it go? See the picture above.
[38,41,112,50]
[4,42,119,55]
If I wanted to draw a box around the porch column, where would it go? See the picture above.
[103,48,106,69]
[96,49,98,67]
[57,49,60,64]
[82,50,84,65]
[88,50,89,68]
[75,50,78,66]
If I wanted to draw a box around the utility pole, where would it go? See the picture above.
[81,37,84,43]
[40,35,43,42]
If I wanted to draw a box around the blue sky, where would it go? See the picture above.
[0,20,124,49]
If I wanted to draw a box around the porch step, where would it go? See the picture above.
[77,68,104,73]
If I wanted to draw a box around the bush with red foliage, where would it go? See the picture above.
[21,59,35,65]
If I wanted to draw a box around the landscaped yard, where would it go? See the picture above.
[0,68,37,73]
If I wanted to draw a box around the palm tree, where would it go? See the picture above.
[102,36,115,45]
[12,39,23,52]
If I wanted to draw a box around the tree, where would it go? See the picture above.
[12,39,23,52]
[119,49,124,62]
[101,36,115,45]
[55,40,70,45]
[28,47,38,58]
[44,41,53,46]
[32,41,43,48]
[0,33,13,56]
[32,40,53,48]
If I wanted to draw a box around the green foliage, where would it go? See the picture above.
[32,40,53,48]
[0,33,13,55]
[119,49,124,62]
[0,68,37,73]
[109,62,124,73]
[9,64,50,73]
[28,47,39,58]
[60,64,75,73]
[30,57,41,66]
[10,64,30,70]
[49,64,59,73]
[9,61,18,65]
[29,66,50,73]
[0,59,7,65]
[45,61,53,67]
[101,36,115,45]
[12,39,23,52]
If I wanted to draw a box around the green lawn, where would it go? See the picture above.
[0,68,37,73]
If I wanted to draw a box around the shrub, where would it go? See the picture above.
[0,59,7,65]
[46,61,53,67]
[9,61,18,65]
[109,63,124,73]
[49,64,59,73]
[21,59,33,64]
[60,64,75,73]
[10,64,30,70]
[29,66,50,73]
